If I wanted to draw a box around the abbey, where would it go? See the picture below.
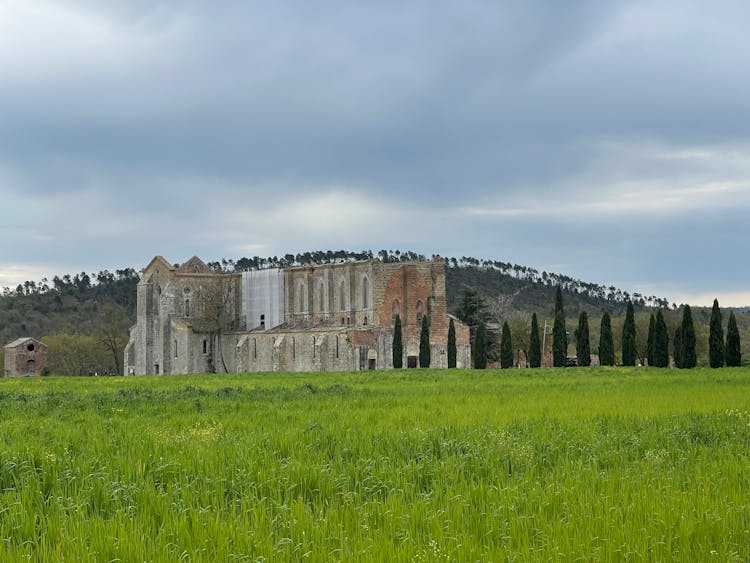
[124,255,471,374]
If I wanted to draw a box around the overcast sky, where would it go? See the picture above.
[1,1,749,305]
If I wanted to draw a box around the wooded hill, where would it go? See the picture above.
[0,250,746,372]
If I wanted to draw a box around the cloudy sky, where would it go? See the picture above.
[1,1,749,305]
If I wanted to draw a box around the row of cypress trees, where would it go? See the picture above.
[393,290,742,369]
[392,313,458,368]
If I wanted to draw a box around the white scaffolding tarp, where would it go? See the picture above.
[241,269,285,330]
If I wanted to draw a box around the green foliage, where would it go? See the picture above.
[552,287,567,367]
[646,314,655,366]
[709,299,725,368]
[599,312,614,366]
[681,305,697,369]
[419,315,430,368]
[726,311,742,367]
[528,313,541,368]
[653,310,669,368]
[42,333,117,375]
[473,323,487,369]
[500,321,513,369]
[392,314,403,369]
[447,318,457,369]
[576,311,591,367]
[0,370,748,560]
[674,327,684,369]
[621,301,637,366]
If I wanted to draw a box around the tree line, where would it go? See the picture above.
[451,286,742,370]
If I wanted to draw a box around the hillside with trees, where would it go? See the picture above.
[0,250,747,373]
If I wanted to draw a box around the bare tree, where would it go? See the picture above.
[192,276,236,373]
[507,313,531,366]
[95,302,132,375]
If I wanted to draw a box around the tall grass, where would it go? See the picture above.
[0,368,749,561]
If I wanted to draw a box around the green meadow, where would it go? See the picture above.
[1,368,749,561]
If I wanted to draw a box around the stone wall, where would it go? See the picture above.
[3,338,48,376]
[126,255,471,375]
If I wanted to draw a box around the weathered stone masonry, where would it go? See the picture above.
[125,255,471,374]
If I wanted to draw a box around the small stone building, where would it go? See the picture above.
[3,337,48,377]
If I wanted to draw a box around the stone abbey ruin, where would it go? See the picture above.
[124,255,471,374]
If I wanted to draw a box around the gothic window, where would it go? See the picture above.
[416,300,423,323]
[427,296,435,317]
[392,300,400,320]
[297,282,305,312]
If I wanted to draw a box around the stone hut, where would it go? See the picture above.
[3,337,48,377]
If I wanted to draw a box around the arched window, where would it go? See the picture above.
[362,276,369,309]
[202,339,207,354]
[364,316,368,326]
[297,282,305,312]
[185,299,190,317]
[416,300,423,323]
[392,300,400,320]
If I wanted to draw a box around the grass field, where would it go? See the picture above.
[1,368,749,561]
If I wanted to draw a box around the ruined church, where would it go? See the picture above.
[124,255,471,374]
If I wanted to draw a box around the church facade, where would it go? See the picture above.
[124,255,471,375]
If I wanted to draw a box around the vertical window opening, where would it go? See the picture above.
[335,336,339,358]
[312,336,316,358]
[202,339,207,354]
[253,338,257,359]
[174,339,178,358]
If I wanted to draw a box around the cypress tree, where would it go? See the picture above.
[419,314,430,368]
[709,298,725,368]
[447,317,457,368]
[621,301,637,366]
[473,322,487,369]
[599,312,614,366]
[552,286,567,367]
[646,313,655,366]
[576,311,591,367]
[681,304,697,368]
[500,321,513,369]
[653,310,669,368]
[673,327,683,368]
[528,312,541,368]
[392,314,403,368]
[726,311,742,367]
